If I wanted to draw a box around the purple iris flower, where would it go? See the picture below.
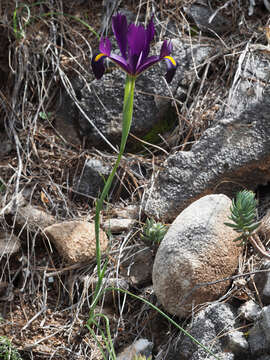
[91,13,178,83]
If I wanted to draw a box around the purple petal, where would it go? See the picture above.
[142,16,155,59]
[136,54,178,83]
[99,37,111,56]
[146,16,155,43]
[91,53,107,79]
[109,53,130,73]
[159,40,173,58]
[136,55,160,75]
[112,13,128,59]
[127,23,147,57]
[127,23,148,73]
[164,56,178,83]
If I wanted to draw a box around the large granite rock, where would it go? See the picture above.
[153,194,241,317]
[143,50,270,222]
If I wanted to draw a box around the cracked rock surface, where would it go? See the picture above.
[143,51,270,222]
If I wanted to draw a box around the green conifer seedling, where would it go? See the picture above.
[224,190,261,246]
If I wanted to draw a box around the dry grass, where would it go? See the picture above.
[0,0,269,359]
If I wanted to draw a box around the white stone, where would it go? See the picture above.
[103,218,135,233]
[117,339,153,360]
[238,300,261,321]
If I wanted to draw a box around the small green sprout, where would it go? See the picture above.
[133,355,152,360]
[224,190,261,246]
[0,181,6,193]
[0,336,23,360]
[141,218,168,245]
[39,111,52,120]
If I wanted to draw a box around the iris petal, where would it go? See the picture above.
[136,55,160,75]
[159,40,173,58]
[112,13,128,59]
[146,16,155,43]
[143,16,155,60]
[127,24,147,56]
[99,37,111,56]
[164,56,178,83]
[91,53,107,80]
[109,53,130,73]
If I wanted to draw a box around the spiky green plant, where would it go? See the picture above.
[0,336,23,360]
[141,218,168,245]
[224,190,261,246]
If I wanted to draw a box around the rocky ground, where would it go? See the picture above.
[1,0,270,359]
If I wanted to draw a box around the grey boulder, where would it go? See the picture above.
[142,48,270,222]
[179,303,247,360]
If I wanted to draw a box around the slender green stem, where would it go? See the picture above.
[86,314,116,360]
[89,75,136,321]
[95,74,135,276]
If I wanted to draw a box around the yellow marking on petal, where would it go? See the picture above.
[94,53,107,62]
[164,55,177,67]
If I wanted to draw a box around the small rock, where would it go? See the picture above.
[0,132,14,156]
[153,194,241,317]
[15,204,55,231]
[257,356,270,360]
[75,158,111,200]
[121,247,154,286]
[44,221,108,264]
[238,300,262,321]
[185,3,230,34]
[117,339,153,360]
[111,204,139,219]
[179,303,241,360]
[103,218,135,233]
[0,232,20,255]
[227,331,249,354]
[248,321,268,356]
[0,192,26,216]
[248,305,270,356]
[1,192,55,231]
[249,260,270,305]
[261,305,270,343]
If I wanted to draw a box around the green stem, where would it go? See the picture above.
[90,75,136,318]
